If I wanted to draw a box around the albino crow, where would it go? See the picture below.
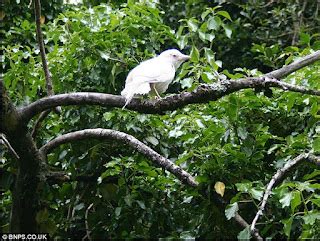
[121,49,190,108]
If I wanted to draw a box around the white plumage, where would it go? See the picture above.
[121,49,190,108]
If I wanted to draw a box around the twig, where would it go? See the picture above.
[250,153,319,233]
[31,109,51,138]
[0,133,20,159]
[39,128,198,187]
[82,203,93,241]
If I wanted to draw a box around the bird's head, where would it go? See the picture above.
[158,49,190,70]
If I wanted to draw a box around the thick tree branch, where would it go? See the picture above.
[0,80,43,232]
[19,76,320,122]
[39,128,198,187]
[40,126,265,239]
[250,153,320,233]
[18,50,320,121]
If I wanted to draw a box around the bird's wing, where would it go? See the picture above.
[125,57,175,84]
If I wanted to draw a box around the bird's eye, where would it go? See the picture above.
[172,54,177,58]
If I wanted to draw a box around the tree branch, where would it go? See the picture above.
[0,133,20,159]
[19,76,320,122]
[33,0,60,138]
[40,127,266,239]
[18,50,320,121]
[31,109,51,138]
[250,153,320,233]
[234,213,263,241]
[82,203,93,241]
[34,0,54,97]
[39,128,198,187]
[266,50,320,79]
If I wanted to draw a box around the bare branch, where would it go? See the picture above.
[250,153,319,233]
[33,0,60,138]
[19,76,320,122]
[266,50,320,79]
[39,128,198,187]
[82,203,93,241]
[31,109,51,138]
[34,0,54,97]
[0,133,20,159]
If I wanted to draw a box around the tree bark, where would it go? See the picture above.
[1,80,43,232]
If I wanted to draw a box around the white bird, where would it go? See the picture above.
[121,49,190,108]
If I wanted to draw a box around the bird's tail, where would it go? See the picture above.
[121,82,151,109]
[121,88,134,109]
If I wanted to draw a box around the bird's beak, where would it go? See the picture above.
[180,54,191,61]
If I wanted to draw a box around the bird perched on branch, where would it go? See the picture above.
[121,49,190,108]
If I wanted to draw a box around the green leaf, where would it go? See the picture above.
[177,35,188,50]
[225,202,239,220]
[237,227,251,240]
[190,45,200,62]
[279,192,293,208]
[180,77,194,89]
[282,216,293,237]
[310,198,320,207]
[59,150,68,160]
[223,25,232,38]
[299,33,311,45]
[103,112,115,121]
[216,11,232,21]
[302,212,320,225]
[290,191,301,213]
[303,170,320,180]
[124,194,132,207]
[249,189,263,201]
[312,137,320,152]
[145,136,159,146]
[182,196,193,204]
[115,207,121,217]
[237,126,248,140]
[207,16,220,30]
[201,9,211,20]
[136,200,146,209]
[74,203,85,210]
[187,19,198,32]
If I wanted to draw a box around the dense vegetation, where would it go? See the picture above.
[1,0,319,239]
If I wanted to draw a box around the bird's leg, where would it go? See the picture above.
[150,83,161,99]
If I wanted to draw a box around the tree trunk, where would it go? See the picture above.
[1,80,43,232]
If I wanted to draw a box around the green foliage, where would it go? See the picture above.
[1,0,320,239]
